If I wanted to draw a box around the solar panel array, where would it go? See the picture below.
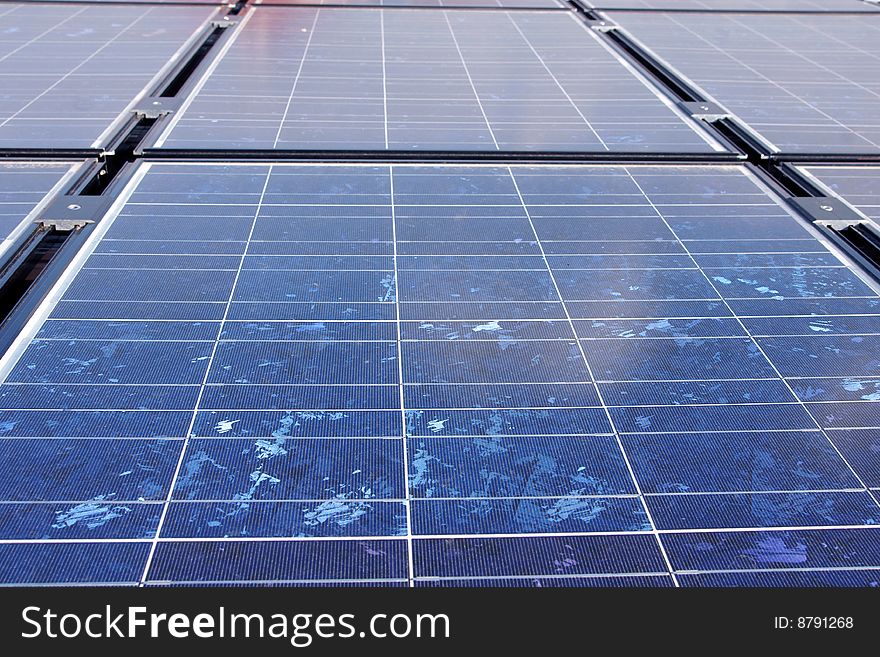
[153,8,724,153]
[606,11,880,155]
[0,0,878,588]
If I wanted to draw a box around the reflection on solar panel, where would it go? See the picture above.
[153,8,724,152]
[1,162,878,586]
[798,166,880,222]
[608,12,880,154]
[589,0,878,11]
[0,162,76,256]
[0,3,216,149]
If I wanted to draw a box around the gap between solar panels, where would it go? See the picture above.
[567,1,880,282]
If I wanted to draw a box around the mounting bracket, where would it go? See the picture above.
[788,196,864,223]
[35,196,112,228]
[131,96,184,119]
[679,101,730,123]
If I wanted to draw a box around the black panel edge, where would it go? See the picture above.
[814,221,880,284]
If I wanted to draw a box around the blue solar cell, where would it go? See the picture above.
[826,430,880,487]
[677,570,880,588]
[147,540,409,583]
[399,270,557,302]
[162,501,408,539]
[35,319,220,341]
[399,301,567,321]
[190,409,399,439]
[411,497,649,535]
[0,163,75,251]
[0,411,191,438]
[170,438,404,501]
[403,382,601,409]
[707,267,875,299]
[566,299,732,319]
[414,575,675,587]
[408,435,636,498]
[599,379,794,406]
[0,543,150,585]
[622,431,861,493]
[578,317,745,339]
[402,340,593,383]
[0,439,181,501]
[200,384,398,411]
[584,338,776,381]
[0,383,200,410]
[557,269,719,301]
[663,528,880,571]
[647,492,880,531]
[8,340,213,385]
[745,315,880,337]
[400,320,572,341]
[405,408,613,436]
[50,300,228,321]
[759,335,880,377]
[208,341,399,385]
[808,401,880,429]
[412,535,668,578]
[0,502,161,540]
[609,403,816,433]
[66,269,237,302]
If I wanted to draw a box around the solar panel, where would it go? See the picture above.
[797,166,880,223]
[151,8,726,153]
[0,3,218,150]
[606,12,880,155]
[0,161,78,257]
[588,0,879,11]
[1,162,878,586]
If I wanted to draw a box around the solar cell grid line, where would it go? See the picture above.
[2,163,880,585]
[0,161,80,260]
[0,3,221,150]
[605,11,880,156]
[796,165,880,223]
[151,7,727,153]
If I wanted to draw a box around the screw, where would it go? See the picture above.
[820,204,833,212]
[700,105,710,111]
[67,204,81,211]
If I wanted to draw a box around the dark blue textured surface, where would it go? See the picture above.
[3,163,879,587]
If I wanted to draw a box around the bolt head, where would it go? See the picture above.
[67,204,81,211]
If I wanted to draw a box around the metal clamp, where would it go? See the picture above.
[131,96,184,119]
[35,196,111,229]
[788,196,864,224]
[678,101,730,123]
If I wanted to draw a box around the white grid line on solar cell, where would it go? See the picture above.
[589,0,879,11]
[153,7,726,152]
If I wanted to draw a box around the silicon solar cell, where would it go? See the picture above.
[0,3,218,149]
[797,166,880,222]
[0,161,77,258]
[606,11,880,155]
[0,162,878,586]
[152,7,726,153]
[589,0,879,11]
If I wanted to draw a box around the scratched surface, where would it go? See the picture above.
[0,162,879,586]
